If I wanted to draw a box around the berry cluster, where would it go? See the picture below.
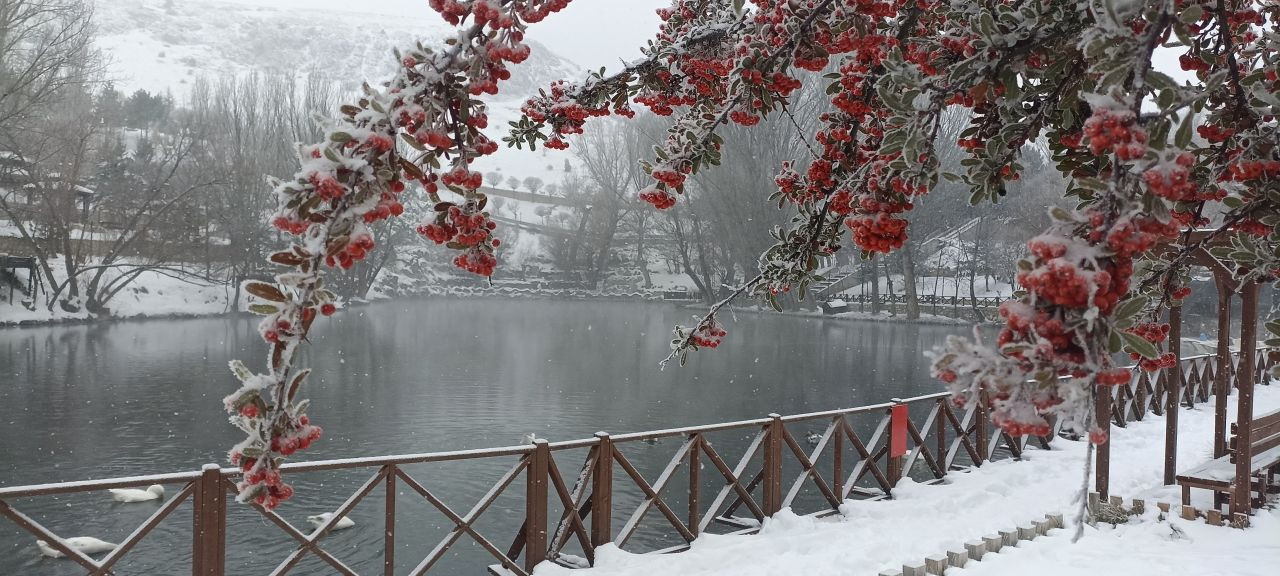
[689,318,727,349]
[1096,368,1133,386]
[1126,322,1170,345]
[417,203,500,275]
[639,187,677,210]
[846,213,909,254]
[1142,153,1202,202]
[1082,107,1147,160]
[454,246,498,276]
[324,233,376,270]
[1133,352,1177,372]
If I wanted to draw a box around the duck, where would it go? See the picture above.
[805,431,823,446]
[36,537,118,558]
[108,484,164,503]
[306,513,355,531]
[641,437,660,445]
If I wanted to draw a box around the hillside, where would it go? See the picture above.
[92,0,585,187]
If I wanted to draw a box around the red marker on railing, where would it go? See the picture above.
[890,402,908,458]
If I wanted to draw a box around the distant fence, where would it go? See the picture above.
[832,293,1006,311]
[0,351,1271,575]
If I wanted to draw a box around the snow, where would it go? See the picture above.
[952,508,1280,576]
[0,260,235,325]
[92,0,586,195]
[535,384,1280,576]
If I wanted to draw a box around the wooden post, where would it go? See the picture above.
[192,464,225,576]
[936,400,946,473]
[1214,279,1235,458]
[590,433,613,548]
[688,434,700,537]
[1232,282,1258,517]
[525,440,550,571]
[976,391,990,463]
[763,414,784,516]
[1165,303,1182,486]
[1094,388,1111,500]
[384,464,396,576]
[833,417,845,499]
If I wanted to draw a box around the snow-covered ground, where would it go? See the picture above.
[536,385,1280,576]
[951,506,1279,576]
[0,263,235,325]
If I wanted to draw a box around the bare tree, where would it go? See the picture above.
[0,0,96,130]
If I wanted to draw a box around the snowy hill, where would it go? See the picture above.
[92,0,585,188]
[93,0,579,101]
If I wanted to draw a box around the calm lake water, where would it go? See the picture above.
[0,299,967,574]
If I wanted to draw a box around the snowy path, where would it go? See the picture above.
[536,385,1280,576]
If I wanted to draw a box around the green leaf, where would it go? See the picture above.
[249,303,279,316]
[1175,111,1194,149]
[1113,296,1149,323]
[1121,331,1160,359]
[1180,4,1203,23]
[229,360,253,382]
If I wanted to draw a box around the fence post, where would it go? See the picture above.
[1164,304,1181,486]
[888,400,907,489]
[763,414,783,516]
[936,399,946,474]
[192,464,225,576]
[833,416,845,499]
[1094,388,1112,500]
[591,433,613,549]
[525,440,550,572]
[385,464,396,576]
[688,434,700,537]
[976,390,990,463]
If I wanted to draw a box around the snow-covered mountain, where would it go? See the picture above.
[93,0,580,102]
[91,0,585,189]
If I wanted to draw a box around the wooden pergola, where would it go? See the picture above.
[1094,228,1273,518]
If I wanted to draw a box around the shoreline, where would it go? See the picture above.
[2,286,995,329]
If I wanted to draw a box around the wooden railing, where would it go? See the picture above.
[831,293,1006,312]
[1107,348,1280,427]
[1,351,1272,575]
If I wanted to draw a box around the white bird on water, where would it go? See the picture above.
[108,484,164,503]
[307,513,356,531]
[36,537,118,558]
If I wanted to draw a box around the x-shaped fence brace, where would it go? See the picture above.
[0,481,195,575]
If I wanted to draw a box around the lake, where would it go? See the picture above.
[0,299,968,574]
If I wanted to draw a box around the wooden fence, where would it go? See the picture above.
[832,293,1005,314]
[0,351,1271,575]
